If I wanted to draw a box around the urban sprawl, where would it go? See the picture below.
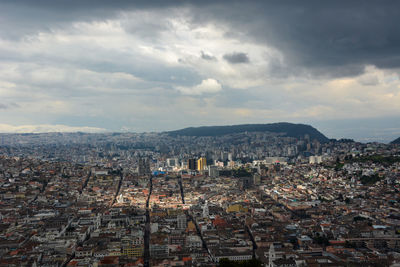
[0,132,399,266]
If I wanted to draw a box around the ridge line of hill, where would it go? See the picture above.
[166,122,329,143]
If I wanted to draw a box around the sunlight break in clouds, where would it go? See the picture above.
[176,79,222,95]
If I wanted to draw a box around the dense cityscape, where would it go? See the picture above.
[0,127,399,266]
[1,1,400,266]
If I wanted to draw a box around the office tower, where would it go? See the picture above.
[188,159,197,171]
[197,157,206,171]
[188,159,197,170]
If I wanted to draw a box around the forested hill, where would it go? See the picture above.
[391,137,400,144]
[167,122,329,143]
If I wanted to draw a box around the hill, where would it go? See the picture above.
[391,137,400,144]
[167,122,329,143]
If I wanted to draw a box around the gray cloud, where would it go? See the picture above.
[0,103,19,109]
[2,1,400,76]
[0,0,399,142]
[358,74,379,86]
[223,52,249,64]
[0,0,184,39]
[200,51,217,61]
[190,1,400,77]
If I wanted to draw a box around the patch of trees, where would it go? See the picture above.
[233,168,253,178]
[348,155,400,166]
[360,174,381,185]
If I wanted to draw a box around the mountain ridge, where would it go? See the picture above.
[391,137,400,144]
[166,122,329,143]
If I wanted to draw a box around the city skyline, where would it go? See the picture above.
[1,3,399,264]
[0,1,400,142]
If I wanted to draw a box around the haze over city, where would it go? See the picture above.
[0,1,399,142]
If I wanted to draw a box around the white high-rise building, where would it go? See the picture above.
[202,200,209,218]
[167,158,178,167]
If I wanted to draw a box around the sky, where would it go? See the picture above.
[0,0,399,142]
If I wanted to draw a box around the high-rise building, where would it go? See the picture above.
[188,159,197,170]
[197,157,206,171]
[138,158,150,176]
[166,158,177,168]
[203,200,209,218]
[209,166,219,178]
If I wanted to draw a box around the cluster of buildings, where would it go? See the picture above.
[0,131,332,167]
[0,133,399,266]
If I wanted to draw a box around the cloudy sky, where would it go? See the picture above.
[0,0,399,142]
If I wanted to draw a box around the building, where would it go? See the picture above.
[150,244,168,259]
[309,156,322,164]
[197,157,207,171]
[167,158,178,168]
[138,158,150,176]
[253,173,261,185]
[269,244,276,267]
[177,214,187,230]
[209,166,219,178]
[122,245,144,258]
[188,159,197,171]
[203,201,209,218]
[211,248,253,263]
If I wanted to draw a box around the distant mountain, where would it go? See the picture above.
[167,122,329,143]
[391,137,400,144]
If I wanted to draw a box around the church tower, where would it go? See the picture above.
[269,243,276,267]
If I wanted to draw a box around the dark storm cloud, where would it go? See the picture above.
[223,52,249,64]
[189,0,400,77]
[200,51,217,61]
[0,0,185,39]
[1,0,400,76]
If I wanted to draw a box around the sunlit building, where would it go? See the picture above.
[197,157,206,171]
